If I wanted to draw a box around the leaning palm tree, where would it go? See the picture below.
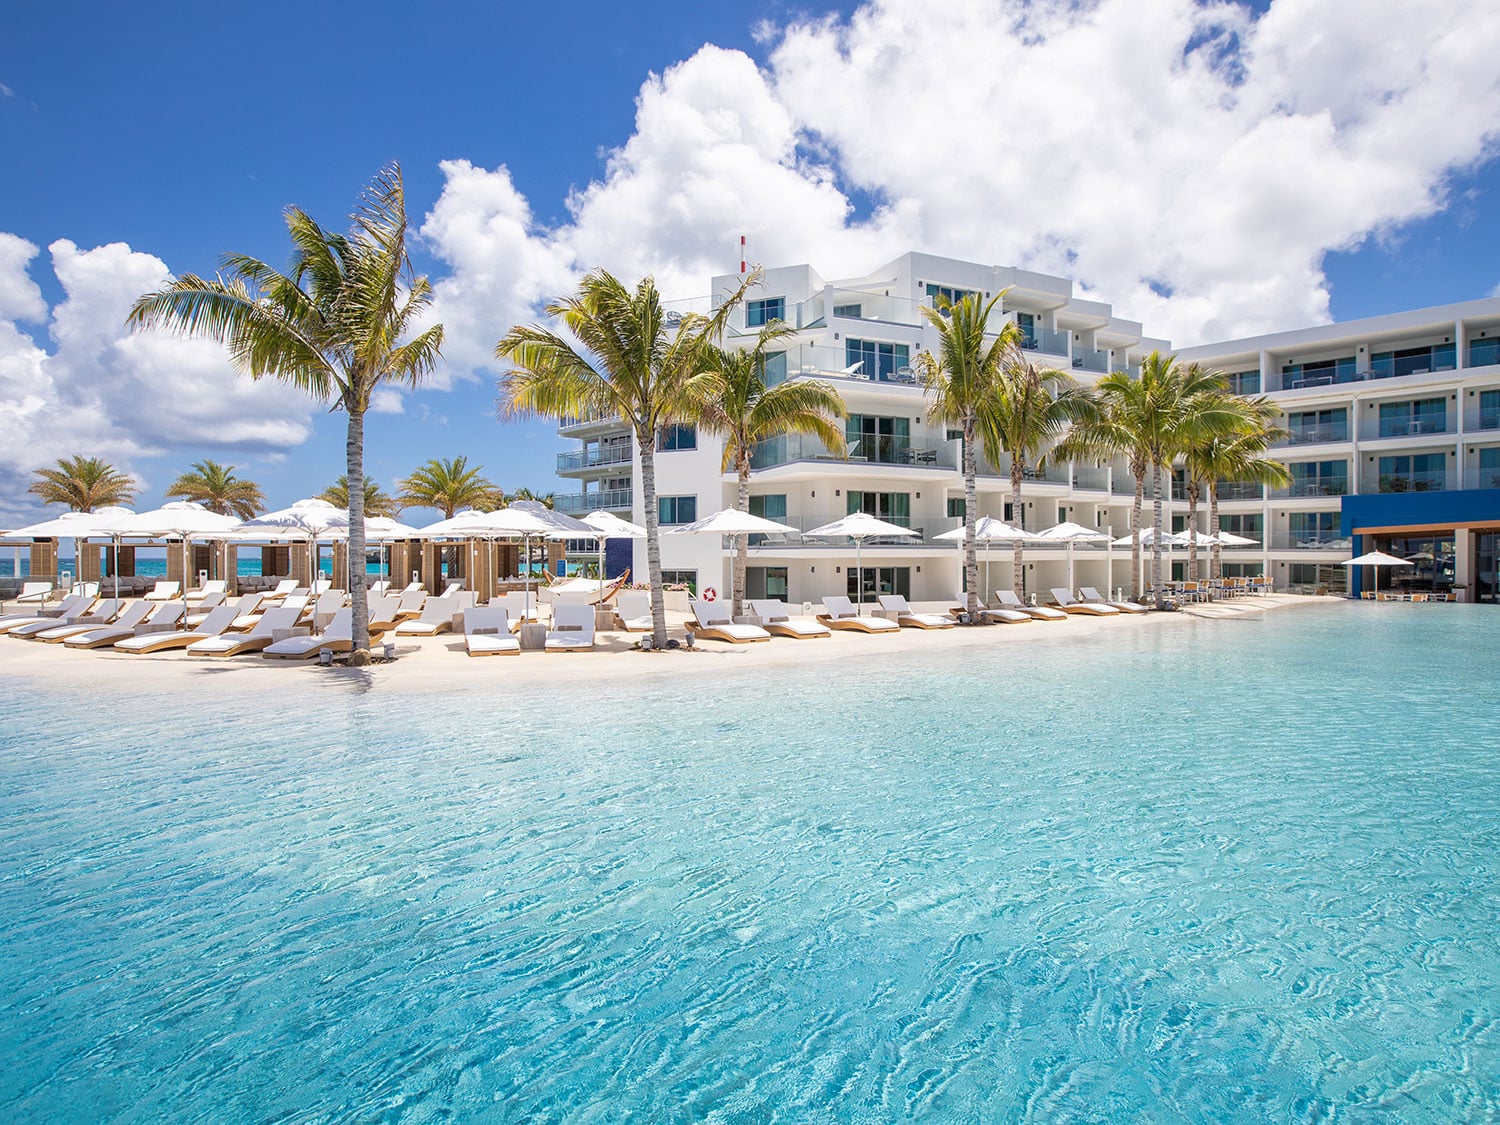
[498,267,750,648]
[915,292,1020,621]
[29,455,136,512]
[127,164,443,664]
[398,456,501,579]
[163,459,265,519]
[688,323,847,616]
[322,476,399,519]
[981,357,1094,596]
[497,269,754,648]
[1186,404,1290,581]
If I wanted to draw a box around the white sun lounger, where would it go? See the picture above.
[260,578,299,603]
[950,591,1030,625]
[994,589,1068,621]
[144,580,181,602]
[366,594,403,633]
[185,579,228,607]
[690,600,771,643]
[1050,588,1121,616]
[367,580,391,597]
[392,589,426,621]
[545,604,596,651]
[464,606,521,656]
[877,594,955,629]
[818,595,901,633]
[30,599,128,642]
[113,604,242,654]
[186,606,301,656]
[748,599,830,639]
[2,594,102,639]
[65,602,185,649]
[614,590,653,632]
[395,596,458,636]
[263,607,353,659]
[1078,587,1148,614]
[11,581,54,605]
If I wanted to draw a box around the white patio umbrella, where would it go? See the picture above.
[324,515,420,585]
[1036,521,1111,592]
[804,512,920,610]
[1110,527,1188,547]
[579,510,646,601]
[113,502,242,615]
[234,498,345,587]
[666,508,799,607]
[1341,550,1414,598]
[935,517,1035,600]
[5,506,137,596]
[1209,529,1260,546]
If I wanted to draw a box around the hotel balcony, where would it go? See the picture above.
[1268,529,1353,551]
[1357,413,1453,442]
[1071,346,1109,374]
[1275,423,1349,448]
[1463,405,1500,433]
[1461,467,1500,490]
[979,455,1072,487]
[1362,469,1454,494]
[556,446,633,476]
[738,513,963,549]
[1020,326,1070,357]
[1214,481,1266,502]
[751,433,956,471]
[558,411,625,437]
[554,488,633,514]
[1270,477,1349,499]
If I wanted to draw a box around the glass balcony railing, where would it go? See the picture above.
[1463,467,1500,490]
[978,456,1071,485]
[1277,424,1349,446]
[1359,414,1451,440]
[1372,471,1452,494]
[1071,466,1110,491]
[554,488,633,514]
[1464,406,1500,432]
[828,288,924,326]
[751,433,956,470]
[1270,529,1353,550]
[1071,347,1109,374]
[556,446,633,472]
[1271,477,1349,498]
[1214,481,1266,501]
[1020,326,1070,356]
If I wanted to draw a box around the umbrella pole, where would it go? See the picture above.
[854,537,863,610]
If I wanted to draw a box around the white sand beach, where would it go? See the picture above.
[0,594,1333,696]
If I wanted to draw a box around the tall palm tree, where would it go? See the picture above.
[163,459,265,519]
[1054,382,1149,597]
[127,164,443,664]
[497,268,753,648]
[321,476,398,519]
[916,293,1020,620]
[29,455,136,512]
[506,487,555,509]
[981,357,1093,596]
[1185,406,1290,581]
[397,456,501,517]
[688,323,847,617]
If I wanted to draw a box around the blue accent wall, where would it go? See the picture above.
[1340,489,1500,594]
[604,537,633,579]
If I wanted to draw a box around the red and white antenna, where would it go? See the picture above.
[739,234,747,275]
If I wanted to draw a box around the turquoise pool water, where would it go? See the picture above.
[2,603,1498,1121]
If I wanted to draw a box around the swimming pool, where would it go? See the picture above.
[2,603,1497,1120]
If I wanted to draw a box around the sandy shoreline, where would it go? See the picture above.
[0,594,1335,696]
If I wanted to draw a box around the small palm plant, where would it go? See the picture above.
[29,455,136,512]
[321,476,399,519]
[164,459,265,519]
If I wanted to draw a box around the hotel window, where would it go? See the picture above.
[848,566,910,600]
[833,303,863,318]
[1478,389,1500,430]
[947,497,966,518]
[746,566,789,600]
[660,569,698,592]
[658,495,698,524]
[746,297,785,327]
[1377,398,1446,438]
[1377,452,1446,492]
[1289,512,1339,546]
[658,423,697,451]
[1369,342,1457,379]
[845,339,910,381]
[748,494,787,520]
[1226,369,1261,395]
[1477,447,1500,488]
[1281,356,1357,387]
[846,414,911,463]
[1016,311,1037,348]
[1219,513,1263,539]
[1288,461,1348,496]
[1469,337,1500,369]
[1287,407,1346,443]
[926,283,978,313]
[762,350,788,388]
[846,490,910,526]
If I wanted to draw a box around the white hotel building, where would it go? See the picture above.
[552,252,1500,606]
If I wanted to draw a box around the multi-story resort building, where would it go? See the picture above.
[553,252,1500,605]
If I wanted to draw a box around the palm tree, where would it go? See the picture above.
[981,357,1093,596]
[506,486,555,509]
[29,455,135,511]
[127,164,443,664]
[688,324,846,616]
[163,459,265,519]
[397,456,501,517]
[915,293,1020,621]
[497,268,753,648]
[1185,404,1289,581]
[322,476,398,519]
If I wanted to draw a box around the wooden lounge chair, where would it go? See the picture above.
[748,599,830,638]
[690,600,771,643]
[545,604,596,651]
[264,608,354,659]
[464,606,521,656]
[994,590,1068,621]
[65,602,184,649]
[113,604,242,654]
[0,592,99,634]
[877,594,954,629]
[613,590,653,632]
[185,579,228,607]
[817,595,900,633]
[949,592,1030,624]
[1079,587,1148,614]
[10,581,54,606]
[144,580,181,602]
[1050,588,1121,616]
[31,599,127,642]
[188,606,303,657]
[366,594,403,633]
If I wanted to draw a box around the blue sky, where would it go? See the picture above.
[2,0,1498,523]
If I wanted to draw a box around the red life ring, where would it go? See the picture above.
[703,587,718,601]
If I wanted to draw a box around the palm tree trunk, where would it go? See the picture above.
[1186,483,1200,580]
[1150,459,1165,609]
[638,430,667,648]
[733,460,750,618]
[1011,455,1025,601]
[963,415,980,618]
[1131,467,1144,598]
[1209,485,1222,582]
[346,406,370,662]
